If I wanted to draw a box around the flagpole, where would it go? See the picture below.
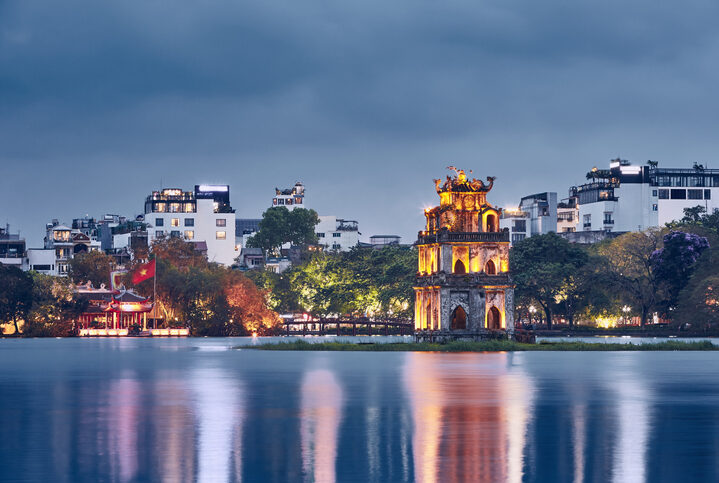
[153,255,158,330]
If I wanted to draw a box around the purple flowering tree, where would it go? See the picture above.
[651,231,710,310]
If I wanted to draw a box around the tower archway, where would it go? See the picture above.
[426,302,432,330]
[485,259,496,275]
[487,306,502,330]
[454,259,466,274]
[486,214,497,232]
[451,306,467,330]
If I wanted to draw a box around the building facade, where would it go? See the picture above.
[145,185,236,266]
[272,182,306,210]
[316,216,359,251]
[414,168,514,336]
[0,225,27,269]
[571,159,719,234]
[500,192,562,245]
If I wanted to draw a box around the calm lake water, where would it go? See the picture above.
[2,338,719,482]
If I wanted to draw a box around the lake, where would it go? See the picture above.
[1,338,719,482]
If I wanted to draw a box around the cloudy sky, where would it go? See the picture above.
[2,0,719,246]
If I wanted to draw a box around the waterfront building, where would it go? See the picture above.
[500,192,563,245]
[0,225,27,269]
[273,182,306,210]
[571,159,719,233]
[316,216,359,251]
[414,168,515,336]
[144,185,236,266]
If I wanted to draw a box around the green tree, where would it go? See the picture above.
[510,233,589,329]
[68,250,115,287]
[247,207,319,254]
[0,265,34,334]
[25,273,87,337]
[598,229,663,327]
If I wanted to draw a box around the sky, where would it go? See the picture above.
[2,0,719,247]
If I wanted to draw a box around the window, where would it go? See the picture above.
[296,198,303,204]
[603,212,614,224]
[652,189,658,197]
[155,230,164,237]
[170,230,181,238]
[185,218,194,227]
[171,218,180,227]
[670,189,686,200]
[689,189,703,200]
[216,219,226,227]
[216,231,226,240]
[277,198,285,205]
[705,190,712,200]
[273,199,278,206]
[286,199,293,205]
[155,218,164,227]
[652,204,658,211]
[184,230,194,240]
[332,243,341,250]
[583,214,591,229]
[658,189,669,199]
[512,234,526,243]
[317,232,325,238]
[513,220,526,232]
[333,232,341,238]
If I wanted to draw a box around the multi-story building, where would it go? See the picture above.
[235,218,261,251]
[369,235,401,247]
[571,159,719,233]
[414,168,514,336]
[500,192,559,245]
[0,225,27,269]
[145,185,236,266]
[557,198,578,233]
[272,182,306,210]
[315,216,360,251]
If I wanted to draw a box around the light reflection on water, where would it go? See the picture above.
[2,339,719,482]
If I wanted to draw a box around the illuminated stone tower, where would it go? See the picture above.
[414,167,514,338]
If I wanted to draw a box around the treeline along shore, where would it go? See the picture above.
[3,205,719,337]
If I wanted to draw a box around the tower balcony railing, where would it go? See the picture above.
[416,230,509,244]
[416,272,511,286]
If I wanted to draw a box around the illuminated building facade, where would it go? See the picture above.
[414,168,514,336]
[273,182,306,210]
[145,185,236,266]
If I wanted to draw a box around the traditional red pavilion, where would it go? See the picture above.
[75,282,156,336]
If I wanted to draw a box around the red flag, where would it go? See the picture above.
[131,259,155,285]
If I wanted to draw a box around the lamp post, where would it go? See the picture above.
[529,305,537,325]
[622,305,631,326]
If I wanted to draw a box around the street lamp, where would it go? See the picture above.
[622,305,631,326]
[529,305,537,325]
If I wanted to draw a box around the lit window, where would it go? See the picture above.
[652,204,658,211]
[155,218,164,227]
[216,231,226,240]
[171,218,180,227]
[216,219,226,227]
[185,218,194,227]
[184,230,194,240]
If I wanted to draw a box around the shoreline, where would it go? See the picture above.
[240,339,719,352]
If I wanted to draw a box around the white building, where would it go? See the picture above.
[315,216,360,251]
[272,182,306,210]
[145,185,236,266]
[500,192,559,245]
[0,225,27,270]
[571,159,719,233]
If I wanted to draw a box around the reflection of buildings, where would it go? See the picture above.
[415,168,514,335]
[403,352,534,483]
[300,369,343,482]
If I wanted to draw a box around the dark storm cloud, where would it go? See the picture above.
[2,0,719,245]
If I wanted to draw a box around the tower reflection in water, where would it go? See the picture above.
[403,352,535,483]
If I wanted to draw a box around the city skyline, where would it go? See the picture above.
[3,0,719,246]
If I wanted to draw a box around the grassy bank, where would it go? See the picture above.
[242,339,718,352]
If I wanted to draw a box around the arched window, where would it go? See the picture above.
[486,214,497,232]
[487,306,502,330]
[451,306,467,330]
[485,259,496,275]
[454,259,466,274]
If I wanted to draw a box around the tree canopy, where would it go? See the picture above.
[68,250,115,287]
[247,207,319,254]
[0,265,34,334]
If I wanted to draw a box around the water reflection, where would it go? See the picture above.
[300,368,344,482]
[154,374,196,483]
[107,373,140,482]
[403,352,535,483]
[609,356,651,483]
[192,366,243,483]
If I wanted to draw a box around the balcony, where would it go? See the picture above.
[416,272,511,287]
[417,230,509,245]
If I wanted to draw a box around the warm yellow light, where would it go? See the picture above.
[595,317,618,329]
